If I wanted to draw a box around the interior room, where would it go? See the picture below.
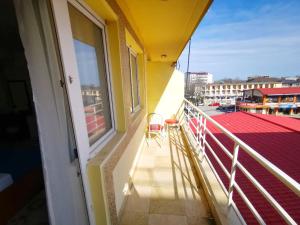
[0,1,49,224]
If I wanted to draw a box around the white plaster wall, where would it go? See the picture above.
[154,69,184,119]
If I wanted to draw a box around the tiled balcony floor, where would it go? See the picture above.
[120,128,215,225]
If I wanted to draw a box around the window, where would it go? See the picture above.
[244,91,252,102]
[281,95,294,103]
[68,4,113,146]
[128,48,140,112]
[266,96,279,103]
[252,95,263,103]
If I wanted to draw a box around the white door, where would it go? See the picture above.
[49,0,116,224]
[14,0,90,224]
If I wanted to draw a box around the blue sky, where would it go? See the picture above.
[178,0,300,80]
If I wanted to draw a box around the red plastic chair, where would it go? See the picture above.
[147,113,164,140]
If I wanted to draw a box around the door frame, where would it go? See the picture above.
[13,0,91,224]
[48,0,117,224]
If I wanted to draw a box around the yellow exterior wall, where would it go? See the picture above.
[83,1,147,224]
[81,0,207,224]
[87,165,108,225]
[146,62,184,119]
[106,21,126,132]
[112,118,146,214]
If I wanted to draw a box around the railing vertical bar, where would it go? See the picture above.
[228,143,239,206]
[197,114,203,154]
[184,112,198,142]
[196,112,200,144]
[201,118,207,160]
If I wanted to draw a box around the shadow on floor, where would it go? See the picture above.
[120,127,216,225]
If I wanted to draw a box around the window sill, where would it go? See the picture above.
[130,105,142,120]
[88,131,125,165]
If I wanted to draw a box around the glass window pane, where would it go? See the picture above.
[68,4,112,146]
[130,52,139,109]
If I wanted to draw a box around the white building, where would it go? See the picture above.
[185,72,213,97]
[195,81,283,105]
[186,72,213,85]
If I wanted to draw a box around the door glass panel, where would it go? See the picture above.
[68,4,112,146]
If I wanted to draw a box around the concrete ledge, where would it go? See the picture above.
[181,125,244,225]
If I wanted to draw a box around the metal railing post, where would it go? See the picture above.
[201,118,207,161]
[196,113,202,155]
[196,112,200,144]
[228,143,240,206]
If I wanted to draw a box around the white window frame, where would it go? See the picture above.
[68,0,116,156]
[128,47,141,113]
[50,1,121,224]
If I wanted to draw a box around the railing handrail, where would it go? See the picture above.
[183,98,300,225]
[183,98,300,197]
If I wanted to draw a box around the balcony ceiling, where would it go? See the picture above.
[116,0,212,62]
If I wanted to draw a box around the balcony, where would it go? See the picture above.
[117,98,300,225]
[86,81,300,225]
[119,128,215,225]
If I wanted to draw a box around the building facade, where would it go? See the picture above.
[186,72,213,85]
[281,77,300,87]
[239,87,300,115]
[185,72,213,97]
[196,81,282,105]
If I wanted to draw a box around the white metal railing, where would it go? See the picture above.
[181,98,300,225]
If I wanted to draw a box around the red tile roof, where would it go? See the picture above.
[205,112,300,224]
[257,87,300,96]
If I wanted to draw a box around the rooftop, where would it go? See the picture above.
[207,112,300,224]
[186,72,212,75]
[256,87,300,96]
[247,76,281,83]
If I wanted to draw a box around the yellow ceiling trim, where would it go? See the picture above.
[114,0,145,47]
[84,0,117,21]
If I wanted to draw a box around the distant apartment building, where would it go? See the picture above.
[185,72,213,97]
[186,72,213,84]
[247,75,280,83]
[248,75,300,87]
[196,81,282,105]
[281,77,300,87]
[239,87,300,115]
